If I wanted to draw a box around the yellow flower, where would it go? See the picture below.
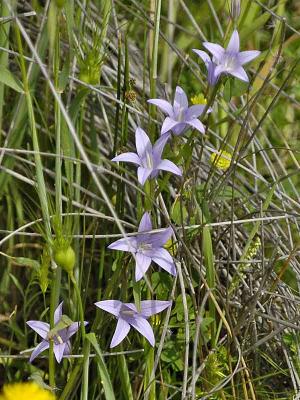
[190,93,207,105]
[210,151,232,170]
[0,382,55,400]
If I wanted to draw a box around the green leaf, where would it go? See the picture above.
[85,333,116,400]
[0,66,24,93]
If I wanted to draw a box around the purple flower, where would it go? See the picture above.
[95,299,172,347]
[148,86,208,136]
[26,302,88,363]
[193,30,260,83]
[112,127,182,185]
[108,212,176,281]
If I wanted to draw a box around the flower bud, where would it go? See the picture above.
[54,245,76,273]
[55,0,66,8]
[230,0,240,21]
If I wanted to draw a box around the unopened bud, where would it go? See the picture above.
[54,245,76,274]
[230,0,241,21]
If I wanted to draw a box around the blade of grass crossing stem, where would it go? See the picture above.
[202,225,217,347]
[117,353,134,400]
[85,333,116,400]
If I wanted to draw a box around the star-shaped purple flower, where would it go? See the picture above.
[193,30,260,83]
[108,212,176,281]
[148,86,208,136]
[95,299,172,347]
[26,302,88,363]
[111,127,182,185]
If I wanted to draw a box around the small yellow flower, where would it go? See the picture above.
[210,151,232,170]
[190,93,207,105]
[0,382,55,400]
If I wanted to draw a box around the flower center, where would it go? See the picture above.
[177,107,185,122]
[138,242,152,253]
[222,53,237,70]
[121,308,136,317]
[145,151,153,169]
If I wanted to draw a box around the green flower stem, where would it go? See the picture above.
[70,272,86,340]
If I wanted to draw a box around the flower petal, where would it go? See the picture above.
[187,118,205,133]
[230,66,249,81]
[112,152,141,165]
[54,302,63,325]
[192,49,211,66]
[135,253,152,281]
[138,212,152,233]
[66,321,88,339]
[156,159,182,177]
[27,321,50,339]
[54,343,66,363]
[226,30,240,53]
[238,50,260,65]
[135,127,152,159]
[173,86,188,109]
[137,167,152,185]
[110,318,131,348]
[95,300,123,317]
[108,236,138,252]
[147,99,173,117]
[29,340,49,363]
[161,117,180,135]
[147,227,173,247]
[203,42,224,61]
[186,105,206,120]
[151,247,177,276]
[140,300,172,318]
[128,317,155,346]
[152,133,171,163]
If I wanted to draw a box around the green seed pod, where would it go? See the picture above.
[55,0,66,8]
[54,245,76,273]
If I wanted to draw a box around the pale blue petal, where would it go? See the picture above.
[54,302,63,325]
[108,236,138,252]
[203,42,225,61]
[226,30,240,53]
[231,66,249,81]
[140,300,172,318]
[156,159,182,176]
[135,127,152,159]
[187,119,205,133]
[152,133,171,163]
[161,117,180,135]
[29,340,49,362]
[192,49,211,66]
[54,343,66,363]
[147,227,173,247]
[66,321,88,339]
[95,300,123,317]
[151,248,177,276]
[135,253,152,281]
[147,99,173,117]
[173,86,188,109]
[137,167,152,185]
[110,318,131,348]
[186,105,206,120]
[112,152,141,165]
[138,212,152,233]
[238,50,260,65]
[27,321,50,339]
[128,317,155,346]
